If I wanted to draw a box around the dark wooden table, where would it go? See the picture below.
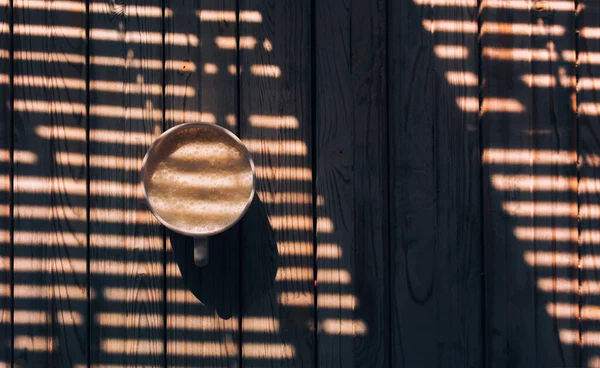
[0,0,597,366]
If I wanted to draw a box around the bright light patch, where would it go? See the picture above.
[581,27,600,39]
[19,100,215,123]
[483,46,557,61]
[482,0,574,11]
[538,278,577,293]
[321,319,367,335]
[520,74,556,87]
[545,303,579,319]
[490,174,575,192]
[580,103,600,116]
[503,201,576,217]
[242,139,307,155]
[523,251,577,267]
[445,71,478,86]
[434,45,469,59]
[0,150,37,164]
[422,20,477,33]
[481,22,565,36]
[482,149,576,165]
[456,97,479,112]
[198,10,262,23]
[250,64,281,78]
[412,0,477,6]
[204,63,218,74]
[215,36,257,49]
[248,115,299,129]
[579,77,600,90]
[255,167,312,181]
[513,226,577,241]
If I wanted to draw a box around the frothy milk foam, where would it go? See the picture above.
[145,126,253,233]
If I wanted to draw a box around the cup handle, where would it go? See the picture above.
[194,237,209,267]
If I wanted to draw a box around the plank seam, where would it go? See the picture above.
[310,0,319,367]
[236,2,243,367]
[161,0,167,366]
[477,0,486,366]
[311,0,318,365]
[384,0,392,365]
[387,1,399,365]
[8,0,13,365]
[575,0,582,361]
[85,0,91,366]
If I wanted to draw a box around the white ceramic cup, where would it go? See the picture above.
[141,122,256,267]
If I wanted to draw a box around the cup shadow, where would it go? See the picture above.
[168,194,277,319]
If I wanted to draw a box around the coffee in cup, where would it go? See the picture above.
[141,123,255,266]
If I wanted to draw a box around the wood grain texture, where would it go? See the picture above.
[0,2,593,367]
[239,0,313,366]
[481,0,578,366]
[0,0,9,366]
[389,0,482,365]
[89,0,164,366]
[315,0,389,366]
[165,0,240,366]
[12,0,88,366]
[0,0,12,368]
[579,0,600,365]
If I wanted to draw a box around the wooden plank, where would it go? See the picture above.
[0,0,9,366]
[481,0,578,366]
[315,0,389,366]
[389,0,482,365]
[12,0,88,366]
[239,0,313,366]
[165,0,240,366]
[89,0,164,366]
[579,0,600,365]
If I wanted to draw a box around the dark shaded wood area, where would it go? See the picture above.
[390,0,482,365]
[0,0,598,367]
[316,0,389,366]
[481,0,578,366]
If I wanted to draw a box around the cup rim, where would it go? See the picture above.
[140,122,256,237]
